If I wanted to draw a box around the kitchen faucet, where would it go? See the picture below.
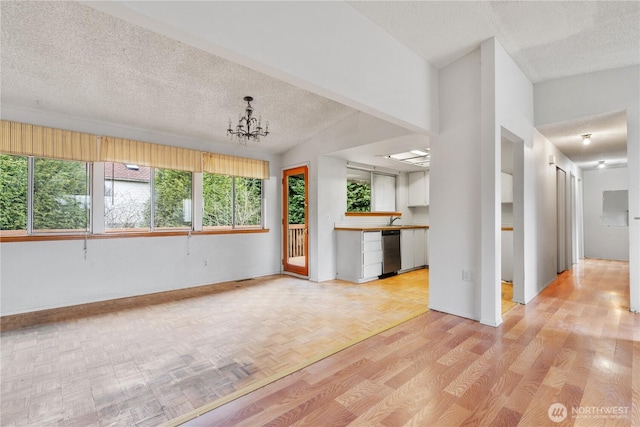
[388,216,401,226]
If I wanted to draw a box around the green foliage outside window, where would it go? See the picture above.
[0,155,89,231]
[203,174,262,228]
[0,156,263,233]
[203,173,232,227]
[33,158,89,231]
[235,177,262,226]
[150,168,192,228]
[346,181,371,212]
[287,175,305,225]
[0,155,28,230]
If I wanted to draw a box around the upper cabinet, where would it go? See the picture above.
[408,171,429,207]
[501,172,513,203]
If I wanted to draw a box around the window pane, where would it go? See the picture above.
[203,173,232,228]
[154,168,192,229]
[104,162,150,230]
[0,154,28,231]
[33,158,89,232]
[346,168,371,212]
[235,177,262,227]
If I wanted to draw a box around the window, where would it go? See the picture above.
[1,120,268,237]
[0,155,90,233]
[153,168,192,230]
[235,177,262,228]
[0,154,28,231]
[203,173,262,229]
[346,168,371,212]
[346,167,396,213]
[33,158,90,232]
[203,173,232,228]
[104,163,192,231]
[104,162,150,230]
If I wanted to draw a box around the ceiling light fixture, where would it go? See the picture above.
[598,160,605,169]
[581,133,592,145]
[227,96,269,143]
[385,148,431,168]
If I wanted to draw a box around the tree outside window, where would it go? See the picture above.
[33,158,89,232]
[152,168,192,229]
[0,154,28,231]
[0,155,89,233]
[203,173,232,228]
[346,168,371,213]
[235,177,262,227]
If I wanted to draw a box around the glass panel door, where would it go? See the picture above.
[283,166,308,276]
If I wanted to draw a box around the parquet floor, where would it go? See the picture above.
[183,259,638,426]
[1,269,430,426]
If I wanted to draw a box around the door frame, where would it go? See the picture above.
[282,165,309,276]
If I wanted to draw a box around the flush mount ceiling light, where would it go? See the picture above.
[385,149,431,168]
[227,96,269,143]
[581,133,592,145]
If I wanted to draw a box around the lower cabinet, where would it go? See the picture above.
[336,230,382,283]
[401,228,428,271]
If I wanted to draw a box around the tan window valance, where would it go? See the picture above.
[1,121,269,179]
[100,137,202,172]
[1,120,97,162]
[203,152,269,180]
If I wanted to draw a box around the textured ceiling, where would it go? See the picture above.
[349,1,640,83]
[1,1,638,166]
[537,110,628,169]
[0,1,357,154]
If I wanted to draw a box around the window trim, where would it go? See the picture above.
[23,156,92,236]
[0,228,269,243]
[201,173,264,230]
[1,157,266,241]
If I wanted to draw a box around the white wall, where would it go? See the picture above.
[583,167,629,260]
[429,48,481,320]
[317,156,348,281]
[526,130,582,303]
[534,65,640,312]
[0,109,282,315]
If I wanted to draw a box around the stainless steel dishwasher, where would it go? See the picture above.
[381,229,401,275]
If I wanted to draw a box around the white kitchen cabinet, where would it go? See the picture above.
[400,228,428,271]
[501,172,513,203]
[408,171,430,207]
[336,230,382,283]
[400,229,414,271]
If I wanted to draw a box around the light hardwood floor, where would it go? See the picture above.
[1,269,429,426]
[3,261,634,426]
[182,259,638,426]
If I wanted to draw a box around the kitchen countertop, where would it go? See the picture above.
[334,225,429,231]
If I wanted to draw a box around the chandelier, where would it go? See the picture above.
[227,96,269,143]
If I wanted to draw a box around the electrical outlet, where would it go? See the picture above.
[203,259,208,267]
[462,269,471,282]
